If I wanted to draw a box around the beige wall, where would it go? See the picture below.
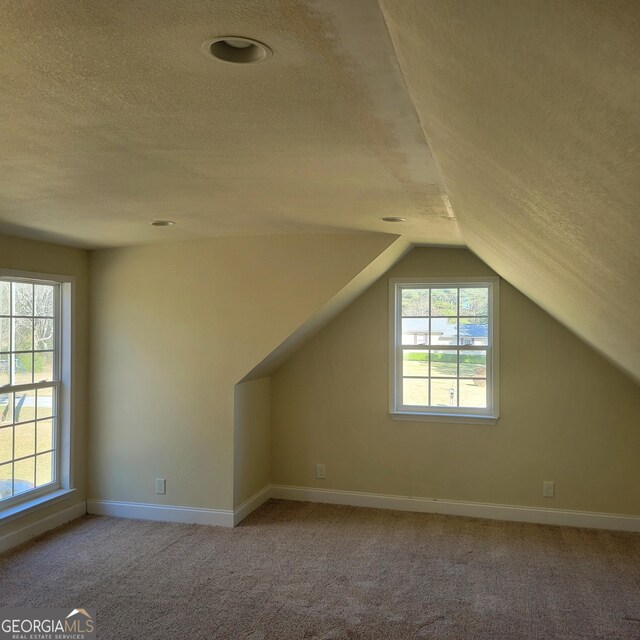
[88,233,396,511]
[0,233,89,534]
[271,247,640,516]
[234,378,270,507]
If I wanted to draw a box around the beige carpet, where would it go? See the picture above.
[1,500,639,639]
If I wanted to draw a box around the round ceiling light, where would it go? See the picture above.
[380,216,407,223]
[203,37,272,64]
[150,220,176,227]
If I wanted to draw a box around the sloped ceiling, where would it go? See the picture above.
[380,0,640,382]
[0,0,458,247]
[1,0,638,382]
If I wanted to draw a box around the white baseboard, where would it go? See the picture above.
[270,485,640,532]
[234,485,272,526]
[87,499,234,528]
[84,486,640,533]
[0,501,87,554]
[87,486,273,529]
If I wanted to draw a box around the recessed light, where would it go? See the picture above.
[203,37,272,64]
[150,220,176,227]
[380,216,407,223]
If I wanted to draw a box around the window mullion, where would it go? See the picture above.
[396,286,402,411]
[424,345,461,351]
[428,288,432,406]
[456,288,460,409]
[31,292,35,386]
[10,284,15,387]
[1,380,57,394]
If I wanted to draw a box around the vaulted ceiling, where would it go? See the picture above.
[380,0,640,382]
[1,1,638,381]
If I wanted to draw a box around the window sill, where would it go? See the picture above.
[391,412,498,425]
[0,488,77,525]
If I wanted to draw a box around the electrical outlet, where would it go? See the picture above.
[155,478,166,495]
[316,464,326,480]
[543,481,555,498]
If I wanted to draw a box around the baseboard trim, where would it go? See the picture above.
[270,485,640,532]
[233,485,272,526]
[0,501,87,554]
[84,487,640,533]
[87,499,234,528]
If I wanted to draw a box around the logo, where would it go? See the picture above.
[0,608,96,640]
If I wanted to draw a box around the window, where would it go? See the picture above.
[389,277,499,423]
[0,273,72,509]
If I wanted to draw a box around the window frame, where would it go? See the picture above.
[389,276,500,424]
[0,269,75,514]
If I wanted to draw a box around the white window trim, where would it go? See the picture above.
[389,276,500,425]
[0,268,75,518]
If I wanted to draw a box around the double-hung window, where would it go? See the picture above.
[389,277,499,423]
[0,274,69,508]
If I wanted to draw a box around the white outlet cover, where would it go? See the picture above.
[155,478,166,494]
[543,481,555,498]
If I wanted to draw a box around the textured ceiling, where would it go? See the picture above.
[381,0,640,382]
[0,0,459,247]
[2,1,638,382]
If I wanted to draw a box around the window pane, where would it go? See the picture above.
[36,388,54,420]
[34,319,54,350]
[431,289,457,316]
[430,350,458,377]
[37,419,53,453]
[403,378,429,406]
[430,317,457,345]
[0,282,9,315]
[431,379,457,407]
[460,287,488,316]
[0,462,12,499]
[13,283,33,316]
[13,318,33,351]
[401,289,429,316]
[402,350,429,377]
[0,393,12,426]
[0,317,9,352]
[402,318,429,345]
[459,350,487,378]
[0,357,8,387]
[36,452,53,487]
[459,317,489,346]
[15,391,35,423]
[34,352,54,382]
[14,353,33,385]
[0,427,12,464]
[459,379,487,408]
[15,422,35,459]
[13,457,35,495]
[34,285,54,317]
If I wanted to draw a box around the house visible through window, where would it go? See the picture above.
[0,276,66,506]
[389,277,499,422]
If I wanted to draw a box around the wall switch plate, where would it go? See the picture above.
[155,478,166,495]
[316,464,326,480]
[543,481,555,498]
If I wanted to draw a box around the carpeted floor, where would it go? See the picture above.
[1,500,639,639]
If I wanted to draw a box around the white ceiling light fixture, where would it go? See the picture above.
[150,220,176,227]
[380,216,407,223]
[203,37,272,64]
